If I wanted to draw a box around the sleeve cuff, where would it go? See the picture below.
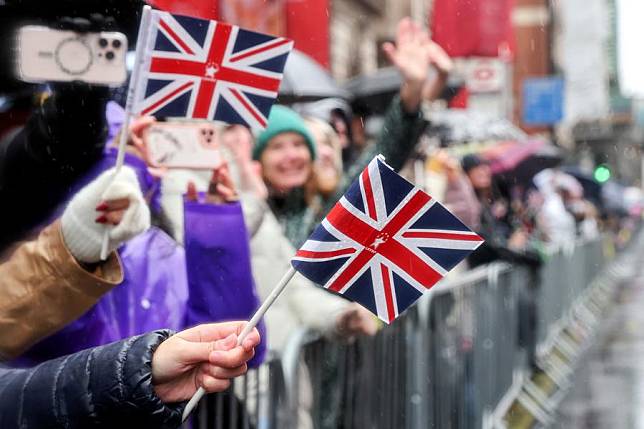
[394,94,423,119]
[50,220,124,297]
[123,330,185,427]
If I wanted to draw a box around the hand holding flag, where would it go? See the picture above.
[101,6,293,260]
[182,155,483,420]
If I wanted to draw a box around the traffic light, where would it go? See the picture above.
[593,164,611,183]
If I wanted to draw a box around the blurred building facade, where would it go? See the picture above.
[213,0,428,80]
[328,0,429,81]
[552,0,642,184]
[212,0,640,184]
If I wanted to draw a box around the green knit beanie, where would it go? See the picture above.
[253,106,316,160]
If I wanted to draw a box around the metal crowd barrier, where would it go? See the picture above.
[193,238,610,429]
[187,355,291,429]
[282,309,419,429]
[535,239,605,351]
[273,263,532,429]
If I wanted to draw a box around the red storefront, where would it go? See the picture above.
[147,0,330,68]
[430,0,516,109]
[431,0,515,58]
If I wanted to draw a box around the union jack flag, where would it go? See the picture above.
[133,10,293,129]
[291,156,484,324]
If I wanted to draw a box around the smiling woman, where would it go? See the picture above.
[260,131,313,193]
[253,105,317,195]
[250,18,431,248]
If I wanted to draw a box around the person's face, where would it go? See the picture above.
[314,142,340,195]
[331,116,350,149]
[316,143,337,175]
[260,132,312,193]
[308,125,339,179]
[467,164,492,190]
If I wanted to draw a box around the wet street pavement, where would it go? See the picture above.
[555,245,644,428]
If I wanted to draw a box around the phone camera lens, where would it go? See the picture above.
[112,39,122,49]
[105,51,115,61]
[98,38,108,48]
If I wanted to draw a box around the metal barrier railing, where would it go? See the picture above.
[536,239,605,352]
[280,306,420,428]
[188,355,291,429]
[416,264,532,429]
[192,238,610,429]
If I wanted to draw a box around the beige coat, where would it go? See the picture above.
[244,197,350,352]
[0,221,123,360]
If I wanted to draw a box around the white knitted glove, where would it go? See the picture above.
[61,167,151,263]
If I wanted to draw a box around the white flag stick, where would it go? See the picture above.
[181,266,297,422]
[99,5,153,260]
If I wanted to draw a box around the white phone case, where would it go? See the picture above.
[143,122,222,170]
[15,25,127,86]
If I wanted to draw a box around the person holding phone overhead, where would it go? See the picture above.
[0,8,132,252]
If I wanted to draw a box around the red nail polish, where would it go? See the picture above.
[95,202,109,211]
[95,215,108,224]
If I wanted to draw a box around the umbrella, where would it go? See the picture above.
[486,140,564,185]
[562,167,629,214]
[601,181,628,215]
[343,66,464,113]
[344,67,405,98]
[561,166,603,207]
[278,50,350,102]
[427,109,528,144]
[533,169,583,197]
[291,97,352,123]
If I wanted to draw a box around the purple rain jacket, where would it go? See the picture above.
[184,197,267,365]
[13,116,266,367]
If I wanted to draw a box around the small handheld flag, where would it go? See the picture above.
[183,155,483,421]
[101,7,293,260]
[132,10,293,129]
[291,155,484,324]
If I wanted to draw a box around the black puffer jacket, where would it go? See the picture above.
[0,330,184,429]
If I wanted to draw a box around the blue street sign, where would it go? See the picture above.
[522,77,564,125]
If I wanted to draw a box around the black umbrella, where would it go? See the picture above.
[278,50,350,103]
[562,167,630,214]
[344,67,404,98]
[344,66,464,114]
[601,181,628,215]
[561,166,603,207]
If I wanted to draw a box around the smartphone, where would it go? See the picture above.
[15,25,127,86]
[143,121,222,170]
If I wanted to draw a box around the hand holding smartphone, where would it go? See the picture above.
[142,121,223,170]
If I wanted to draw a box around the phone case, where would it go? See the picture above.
[15,25,127,86]
[143,122,222,169]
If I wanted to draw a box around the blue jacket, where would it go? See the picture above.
[0,330,184,429]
